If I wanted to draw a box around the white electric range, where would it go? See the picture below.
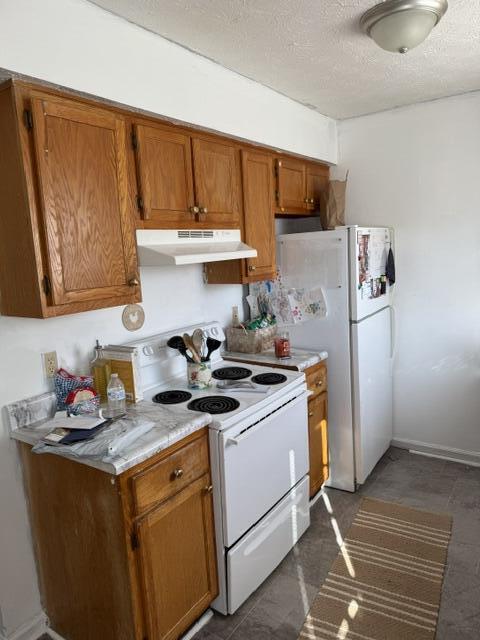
[123,321,310,614]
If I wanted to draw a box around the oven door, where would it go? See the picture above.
[219,391,309,547]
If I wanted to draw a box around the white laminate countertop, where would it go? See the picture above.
[223,348,328,372]
[8,398,211,476]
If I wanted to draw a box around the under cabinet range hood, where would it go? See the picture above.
[136,229,257,266]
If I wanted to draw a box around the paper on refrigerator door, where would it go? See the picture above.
[287,286,327,324]
[250,272,327,326]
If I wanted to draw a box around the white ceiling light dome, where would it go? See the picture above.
[360,0,448,54]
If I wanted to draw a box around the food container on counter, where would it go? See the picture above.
[226,325,277,353]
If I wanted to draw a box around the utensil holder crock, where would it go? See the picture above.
[187,361,213,389]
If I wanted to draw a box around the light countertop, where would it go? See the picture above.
[224,348,328,372]
[7,392,211,475]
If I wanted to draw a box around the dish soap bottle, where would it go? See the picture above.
[107,373,126,417]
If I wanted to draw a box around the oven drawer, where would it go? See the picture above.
[227,475,310,613]
[131,434,209,515]
[220,392,309,547]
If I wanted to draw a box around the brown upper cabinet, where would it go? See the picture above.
[0,81,140,318]
[306,163,330,212]
[205,149,275,285]
[275,157,329,215]
[133,123,241,229]
[276,157,307,213]
[133,123,196,226]
[191,137,241,227]
[0,77,330,313]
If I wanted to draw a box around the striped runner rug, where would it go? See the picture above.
[299,497,452,640]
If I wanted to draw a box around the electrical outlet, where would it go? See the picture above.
[43,351,58,378]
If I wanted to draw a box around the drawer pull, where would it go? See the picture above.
[308,411,314,418]
[316,381,323,387]
[173,468,184,479]
[205,484,213,493]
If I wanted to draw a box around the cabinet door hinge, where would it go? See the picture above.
[131,130,138,150]
[23,109,33,131]
[131,531,139,550]
[136,195,144,213]
[42,275,51,296]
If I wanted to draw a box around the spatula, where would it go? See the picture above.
[204,337,222,362]
[167,335,193,362]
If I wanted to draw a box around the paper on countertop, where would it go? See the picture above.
[33,416,155,459]
[40,412,106,430]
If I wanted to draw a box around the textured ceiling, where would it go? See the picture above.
[89,0,480,119]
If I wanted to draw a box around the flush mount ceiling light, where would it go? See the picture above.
[360,0,448,53]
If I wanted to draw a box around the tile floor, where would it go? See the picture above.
[193,447,480,640]
[38,447,480,640]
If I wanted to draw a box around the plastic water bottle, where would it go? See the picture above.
[107,373,126,416]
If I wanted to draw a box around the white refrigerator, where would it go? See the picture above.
[277,226,394,492]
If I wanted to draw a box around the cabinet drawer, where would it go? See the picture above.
[306,362,327,398]
[131,435,209,515]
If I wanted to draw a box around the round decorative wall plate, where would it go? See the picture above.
[122,304,145,331]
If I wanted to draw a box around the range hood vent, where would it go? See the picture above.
[136,229,257,266]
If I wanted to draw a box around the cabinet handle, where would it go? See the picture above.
[304,197,309,204]
[173,468,184,478]
[199,206,208,214]
[310,198,315,204]
[308,411,314,418]
[316,381,323,387]
[189,205,200,215]
[205,484,213,493]
[248,265,256,272]
[128,277,139,287]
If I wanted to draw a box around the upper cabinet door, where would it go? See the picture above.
[241,150,275,281]
[134,124,196,227]
[306,163,329,212]
[30,95,139,306]
[276,157,307,214]
[192,138,241,227]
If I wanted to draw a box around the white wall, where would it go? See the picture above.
[0,269,242,640]
[0,0,337,164]
[0,1,337,637]
[338,91,480,460]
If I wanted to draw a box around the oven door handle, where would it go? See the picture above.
[225,392,308,447]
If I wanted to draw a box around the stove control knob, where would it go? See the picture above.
[143,346,154,356]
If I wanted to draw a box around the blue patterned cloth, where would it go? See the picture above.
[54,368,94,411]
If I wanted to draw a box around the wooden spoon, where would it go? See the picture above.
[183,333,201,363]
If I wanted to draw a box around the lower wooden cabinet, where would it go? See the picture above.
[19,428,217,640]
[308,391,329,497]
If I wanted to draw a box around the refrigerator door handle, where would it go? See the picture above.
[390,306,396,361]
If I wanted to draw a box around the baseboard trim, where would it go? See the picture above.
[45,628,67,640]
[2,612,47,640]
[181,610,213,640]
[391,438,480,467]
